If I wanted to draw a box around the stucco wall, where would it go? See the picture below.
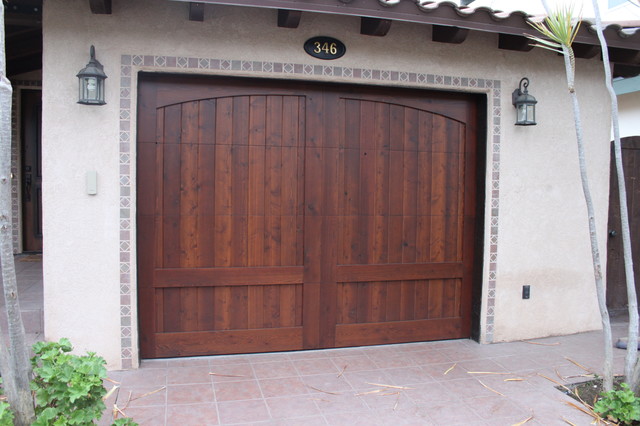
[618,91,640,138]
[43,0,610,369]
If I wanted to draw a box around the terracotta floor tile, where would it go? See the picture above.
[405,349,452,365]
[293,358,339,375]
[120,368,168,388]
[269,415,328,426]
[166,383,214,405]
[251,360,297,379]
[464,395,528,420]
[117,385,167,407]
[403,381,460,405]
[208,363,255,383]
[120,406,166,425]
[329,355,378,372]
[165,357,210,368]
[208,354,251,366]
[312,393,368,414]
[165,402,218,425]
[368,354,416,369]
[421,361,469,381]
[258,376,310,398]
[301,373,353,394]
[265,395,321,418]
[166,365,212,385]
[217,399,271,424]
[381,366,435,386]
[214,380,262,402]
[418,401,485,424]
[342,369,394,391]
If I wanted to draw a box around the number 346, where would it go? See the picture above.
[314,41,338,55]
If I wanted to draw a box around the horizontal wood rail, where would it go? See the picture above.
[154,266,303,287]
[336,262,464,283]
[155,327,303,357]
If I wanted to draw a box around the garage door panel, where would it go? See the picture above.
[335,318,464,347]
[138,75,479,358]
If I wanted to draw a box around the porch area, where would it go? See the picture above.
[1,255,632,425]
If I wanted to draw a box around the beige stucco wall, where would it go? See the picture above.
[43,0,610,369]
[618,91,640,138]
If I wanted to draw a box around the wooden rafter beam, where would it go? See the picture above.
[498,34,533,52]
[613,64,640,78]
[609,47,640,65]
[277,9,302,28]
[89,0,111,14]
[360,17,392,37]
[573,43,599,59]
[432,25,469,44]
[189,2,205,21]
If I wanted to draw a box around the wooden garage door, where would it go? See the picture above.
[137,74,480,358]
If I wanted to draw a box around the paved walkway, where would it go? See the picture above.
[1,255,632,425]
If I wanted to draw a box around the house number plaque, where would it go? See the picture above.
[304,37,346,60]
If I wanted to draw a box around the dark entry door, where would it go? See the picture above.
[137,74,480,358]
[21,89,42,252]
[607,136,640,312]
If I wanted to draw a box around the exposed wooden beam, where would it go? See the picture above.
[89,0,112,14]
[360,17,392,37]
[609,47,640,65]
[7,54,42,77]
[277,9,302,28]
[432,25,469,44]
[573,43,599,59]
[613,64,640,79]
[189,2,205,21]
[498,34,533,52]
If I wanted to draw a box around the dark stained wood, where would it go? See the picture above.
[277,9,302,28]
[185,2,204,21]
[360,17,392,37]
[498,34,533,52]
[20,89,42,252]
[432,25,469,44]
[154,266,303,287]
[609,47,640,65]
[336,263,464,282]
[189,2,205,21]
[155,327,303,357]
[573,43,600,59]
[607,137,640,313]
[614,64,640,79]
[137,74,481,357]
[335,318,463,347]
[89,0,111,14]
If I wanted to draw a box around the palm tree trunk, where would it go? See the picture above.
[590,0,640,391]
[561,44,614,392]
[0,6,36,424]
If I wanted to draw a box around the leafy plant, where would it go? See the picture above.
[0,401,14,426]
[30,338,109,425]
[0,379,15,426]
[594,383,640,425]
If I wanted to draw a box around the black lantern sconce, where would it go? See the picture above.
[512,77,537,126]
[77,45,107,105]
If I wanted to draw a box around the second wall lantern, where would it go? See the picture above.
[512,77,537,126]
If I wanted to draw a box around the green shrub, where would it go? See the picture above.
[594,382,640,425]
[0,379,15,426]
[30,338,109,425]
[0,401,14,426]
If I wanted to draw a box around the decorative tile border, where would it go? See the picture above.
[10,80,42,254]
[118,56,502,366]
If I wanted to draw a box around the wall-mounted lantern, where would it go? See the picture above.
[77,45,107,105]
[512,77,537,126]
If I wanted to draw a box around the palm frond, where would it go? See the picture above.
[526,3,582,49]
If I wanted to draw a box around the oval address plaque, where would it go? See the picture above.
[304,37,346,60]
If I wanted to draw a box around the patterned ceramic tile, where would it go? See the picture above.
[118,53,503,366]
